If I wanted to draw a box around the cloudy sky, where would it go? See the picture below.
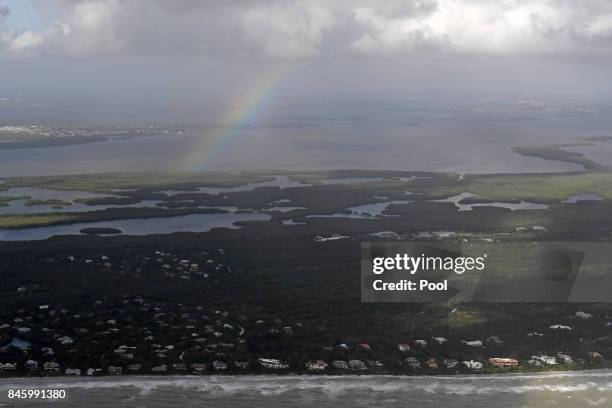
[2,0,612,122]
[3,0,612,59]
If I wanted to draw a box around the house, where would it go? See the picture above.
[86,368,103,376]
[444,359,459,368]
[234,361,250,369]
[527,359,542,367]
[213,360,228,370]
[348,360,367,370]
[462,360,483,370]
[357,343,371,352]
[306,360,328,371]
[43,361,60,373]
[65,368,81,376]
[488,358,519,368]
[331,360,348,370]
[24,360,39,371]
[549,325,571,331]
[58,336,74,345]
[257,358,289,370]
[41,347,54,357]
[404,357,420,369]
[486,336,503,344]
[588,352,604,363]
[108,365,123,375]
[398,343,411,353]
[556,353,573,364]
[367,360,384,369]
[0,363,17,371]
[426,358,439,369]
[531,355,557,365]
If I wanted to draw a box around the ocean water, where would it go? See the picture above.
[5,96,612,177]
[1,371,611,407]
[0,123,587,177]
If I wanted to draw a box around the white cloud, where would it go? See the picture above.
[243,3,336,58]
[349,0,612,56]
[8,31,43,53]
[2,0,612,59]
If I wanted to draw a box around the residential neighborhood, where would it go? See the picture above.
[1,247,611,377]
[0,294,608,375]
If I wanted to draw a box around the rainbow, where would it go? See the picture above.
[181,63,303,171]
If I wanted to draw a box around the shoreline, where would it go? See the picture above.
[2,367,612,382]
[1,364,611,380]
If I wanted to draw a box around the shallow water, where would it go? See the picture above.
[305,200,411,220]
[1,187,116,201]
[0,212,271,241]
[435,193,550,211]
[0,199,164,215]
[563,193,605,204]
[158,176,309,196]
[1,371,611,407]
[0,179,310,215]
[318,177,385,185]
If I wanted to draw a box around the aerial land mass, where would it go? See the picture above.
[1,163,612,376]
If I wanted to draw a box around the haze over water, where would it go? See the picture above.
[1,98,608,177]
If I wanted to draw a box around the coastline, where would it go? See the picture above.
[1,364,612,379]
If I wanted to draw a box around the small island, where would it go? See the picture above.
[79,227,123,235]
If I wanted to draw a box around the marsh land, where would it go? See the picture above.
[2,141,612,376]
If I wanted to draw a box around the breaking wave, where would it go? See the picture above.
[2,370,612,397]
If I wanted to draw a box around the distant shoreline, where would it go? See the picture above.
[1,366,612,380]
